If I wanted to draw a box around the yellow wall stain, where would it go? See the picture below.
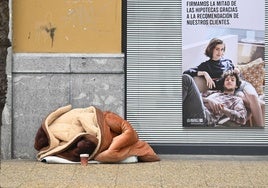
[12,0,121,53]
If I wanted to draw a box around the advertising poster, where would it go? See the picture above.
[182,0,265,128]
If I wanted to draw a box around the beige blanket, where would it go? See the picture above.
[34,105,160,163]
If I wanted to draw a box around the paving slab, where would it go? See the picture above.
[1,155,268,188]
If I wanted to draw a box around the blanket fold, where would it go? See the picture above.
[34,105,160,163]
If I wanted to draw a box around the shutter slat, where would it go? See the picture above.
[126,0,268,145]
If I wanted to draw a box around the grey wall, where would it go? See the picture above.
[1,48,12,159]
[1,53,125,159]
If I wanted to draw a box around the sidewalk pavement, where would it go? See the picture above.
[1,155,268,188]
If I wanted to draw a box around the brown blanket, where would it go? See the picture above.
[34,105,160,163]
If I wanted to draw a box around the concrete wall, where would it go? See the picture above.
[1,48,12,159]
[1,53,125,159]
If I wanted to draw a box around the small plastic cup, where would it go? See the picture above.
[80,154,89,166]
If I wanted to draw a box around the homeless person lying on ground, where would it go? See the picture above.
[34,105,160,164]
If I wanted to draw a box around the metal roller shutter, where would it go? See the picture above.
[126,0,268,146]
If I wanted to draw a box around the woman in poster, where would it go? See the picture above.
[183,38,264,127]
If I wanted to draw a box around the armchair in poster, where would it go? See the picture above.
[182,0,265,128]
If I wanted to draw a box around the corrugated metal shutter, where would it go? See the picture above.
[126,0,268,145]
